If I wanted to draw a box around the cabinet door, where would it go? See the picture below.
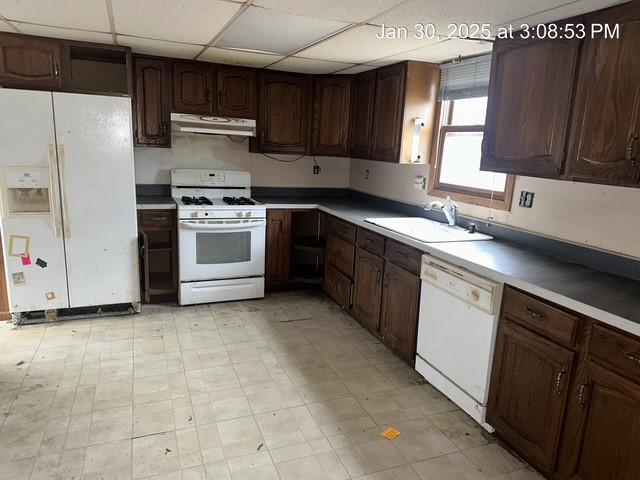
[0,34,63,89]
[349,71,375,158]
[352,248,384,334]
[312,75,351,156]
[173,61,214,115]
[325,264,352,310]
[487,320,574,472]
[564,362,640,480]
[134,57,171,147]
[370,63,406,162]
[326,234,355,278]
[258,72,310,154]
[380,262,420,363]
[217,66,256,118]
[481,35,579,177]
[266,210,291,286]
[566,3,640,185]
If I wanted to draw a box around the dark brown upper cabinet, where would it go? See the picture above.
[370,61,439,163]
[0,33,63,89]
[217,66,257,119]
[481,34,580,178]
[134,56,171,147]
[258,72,310,154]
[566,2,640,186]
[370,63,406,162]
[349,71,376,158]
[311,75,351,156]
[172,61,215,115]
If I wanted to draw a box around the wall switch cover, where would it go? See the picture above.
[519,190,535,208]
[414,176,427,190]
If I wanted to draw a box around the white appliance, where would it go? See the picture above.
[0,89,140,321]
[415,255,502,431]
[172,169,266,305]
[171,113,256,136]
[365,217,492,243]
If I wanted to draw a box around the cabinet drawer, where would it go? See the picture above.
[357,227,385,256]
[138,210,175,229]
[325,264,351,309]
[502,287,578,348]
[385,239,421,275]
[590,324,640,384]
[327,216,356,243]
[326,234,355,278]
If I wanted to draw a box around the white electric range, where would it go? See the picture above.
[171,169,266,305]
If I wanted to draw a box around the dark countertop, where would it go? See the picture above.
[256,196,640,335]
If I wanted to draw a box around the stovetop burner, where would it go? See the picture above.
[181,196,213,206]
[223,196,256,206]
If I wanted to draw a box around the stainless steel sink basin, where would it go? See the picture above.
[364,217,492,243]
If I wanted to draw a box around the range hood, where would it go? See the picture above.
[171,113,256,137]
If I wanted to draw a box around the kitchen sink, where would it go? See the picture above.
[364,217,492,243]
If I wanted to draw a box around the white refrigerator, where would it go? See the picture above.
[0,89,140,320]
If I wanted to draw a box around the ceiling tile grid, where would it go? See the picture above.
[0,0,625,72]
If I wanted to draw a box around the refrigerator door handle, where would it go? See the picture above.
[48,144,62,238]
[58,144,71,238]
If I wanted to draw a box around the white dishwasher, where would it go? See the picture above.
[415,255,502,432]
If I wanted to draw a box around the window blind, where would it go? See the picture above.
[438,54,492,101]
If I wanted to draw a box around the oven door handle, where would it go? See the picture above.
[179,219,266,230]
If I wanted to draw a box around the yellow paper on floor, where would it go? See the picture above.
[381,427,400,440]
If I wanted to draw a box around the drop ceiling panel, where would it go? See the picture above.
[501,0,626,27]
[216,6,349,55]
[373,0,572,35]
[11,23,113,44]
[199,47,284,67]
[117,36,203,59]
[253,0,406,23]
[300,24,439,64]
[0,0,110,31]
[268,56,355,74]
[371,38,493,65]
[111,0,241,44]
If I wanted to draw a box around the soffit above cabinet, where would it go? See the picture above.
[267,56,356,74]
[117,36,204,59]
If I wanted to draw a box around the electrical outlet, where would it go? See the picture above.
[414,176,427,190]
[312,164,321,175]
[365,169,370,180]
[519,190,535,208]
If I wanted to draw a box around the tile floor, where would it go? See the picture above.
[0,290,544,480]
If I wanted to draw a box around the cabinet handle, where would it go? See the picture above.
[481,136,487,155]
[578,378,591,408]
[623,351,640,365]
[627,135,639,166]
[162,122,167,136]
[555,367,567,395]
[526,308,545,321]
[375,270,382,284]
[54,63,59,77]
[383,273,390,287]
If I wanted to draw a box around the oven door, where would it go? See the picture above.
[178,218,265,282]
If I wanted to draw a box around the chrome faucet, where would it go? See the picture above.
[424,196,458,227]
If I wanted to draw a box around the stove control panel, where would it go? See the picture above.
[187,210,255,219]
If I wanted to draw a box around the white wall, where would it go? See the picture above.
[134,133,351,188]
[350,158,640,259]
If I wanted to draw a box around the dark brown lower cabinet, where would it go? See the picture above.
[560,362,640,480]
[138,209,177,303]
[265,210,291,288]
[380,261,420,363]
[487,320,575,473]
[325,264,351,309]
[0,231,10,320]
[352,247,384,333]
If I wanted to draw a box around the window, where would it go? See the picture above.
[429,56,514,211]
